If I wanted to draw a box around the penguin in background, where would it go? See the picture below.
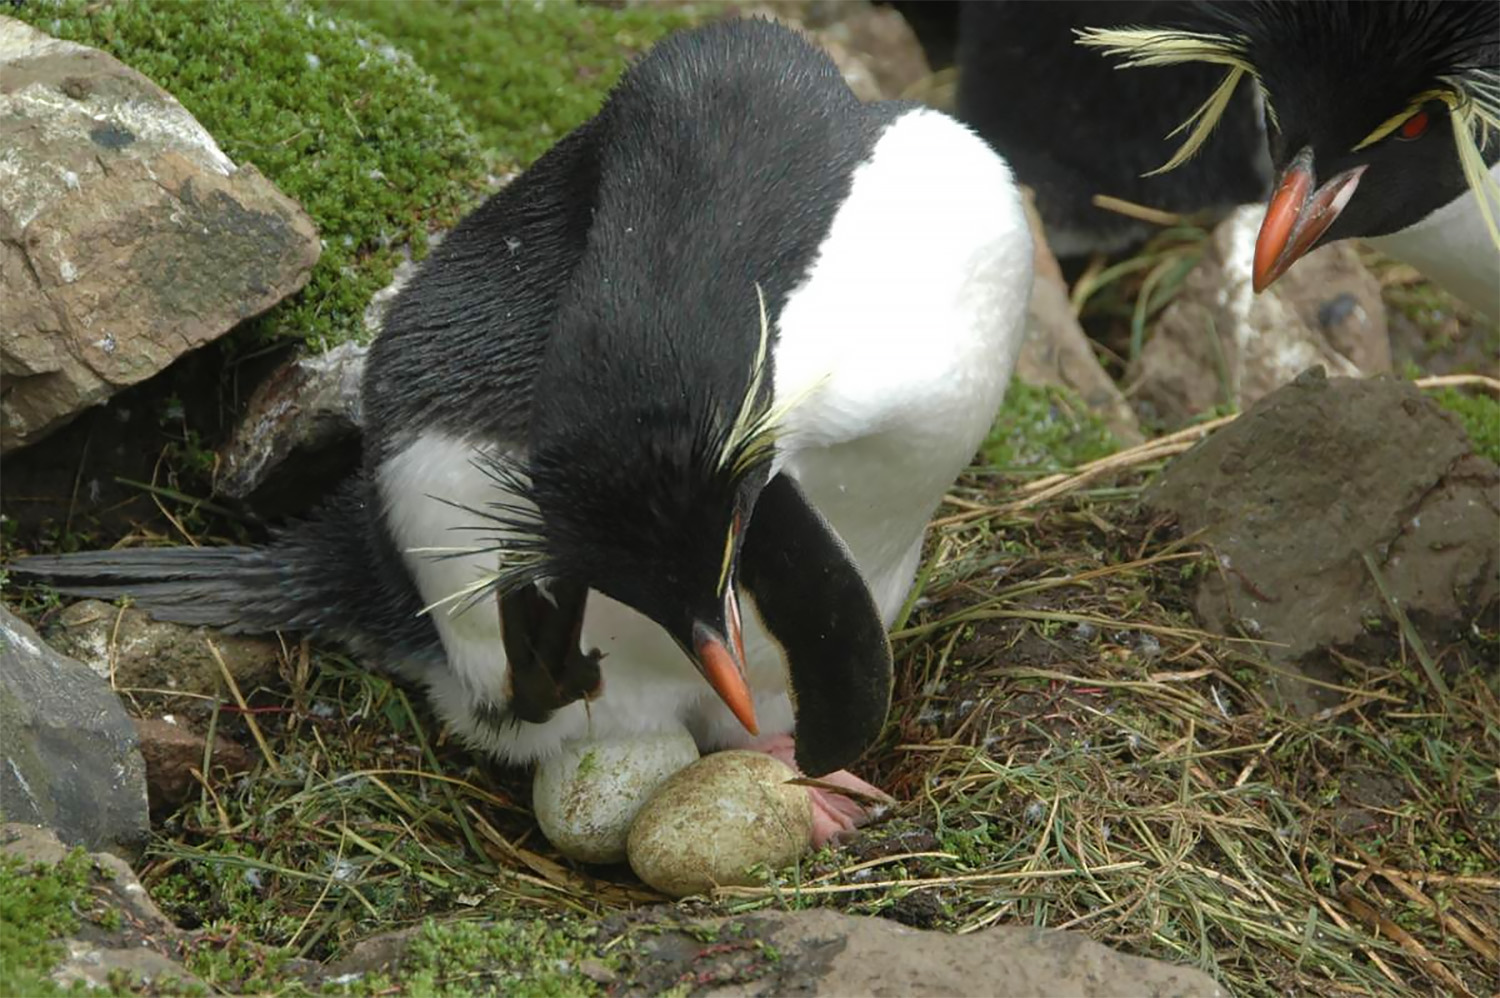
[1079,1,1500,317]
[9,19,1034,847]
[954,1,1273,260]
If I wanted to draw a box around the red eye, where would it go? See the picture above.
[1398,110,1430,141]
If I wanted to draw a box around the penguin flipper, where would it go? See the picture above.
[739,473,893,777]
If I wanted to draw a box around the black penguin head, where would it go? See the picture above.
[485,282,787,736]
[1078,0,1500,289]
[524,412,773,735]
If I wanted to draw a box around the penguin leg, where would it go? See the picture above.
[742,733,892,847]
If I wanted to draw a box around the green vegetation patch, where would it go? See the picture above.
[328,918,611,998]
[18,0,489,350]
[1431,387,1500,464]
[0,849,98,996]
[328,0,695,167]
[982,380,1120,472]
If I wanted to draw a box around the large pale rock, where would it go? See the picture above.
[0,16,320,452]
[1146,370,1498,663]
[0,608,149,857]
[697,910,1225,998]
[1131,205,1391,427]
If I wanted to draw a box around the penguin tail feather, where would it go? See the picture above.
[5,545,300,634]
[7,476,438,667]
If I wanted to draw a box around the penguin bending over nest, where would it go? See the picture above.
[9,19,1034,850]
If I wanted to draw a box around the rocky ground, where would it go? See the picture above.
[2,2,1497,997]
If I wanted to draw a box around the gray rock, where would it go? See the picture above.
[0,15,321,453]
[1145,370,1499,664]
[1016,189,1144,446]
[0,609,149,857]
[43,599,282,698]
[1131,205,1390,427]
[696,909,1226,998]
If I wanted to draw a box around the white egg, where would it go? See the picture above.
[532,730,700,864]
[627,750,813,898]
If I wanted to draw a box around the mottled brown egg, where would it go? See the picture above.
[627,749,813,897]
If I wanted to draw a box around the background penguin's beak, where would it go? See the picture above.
[1254,146,1366,292]
[690,587,757,735]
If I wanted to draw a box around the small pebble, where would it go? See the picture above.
[627,750,813,898]
[532,731,698,864]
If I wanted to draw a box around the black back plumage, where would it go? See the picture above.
[368,19,908,625]
[956,1,1270,257]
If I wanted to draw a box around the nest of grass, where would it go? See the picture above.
[96,395,1498,998]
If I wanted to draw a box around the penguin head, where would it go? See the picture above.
[1078,0,1500,289]
[523,412,772,736]
[485,283,791,737]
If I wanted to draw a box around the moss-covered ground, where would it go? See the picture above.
[0,849,96,996]
[4,2,1499,996]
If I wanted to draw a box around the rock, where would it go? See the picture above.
[1131,206,1391,427]
[216,341,367,503]
[1145,370,1499,663]
[1016,189,1144,446]
[0,16,320,453]
[43,598,282,697]
[630,909,1225,998]
[532,731,700,864]
[0,609,149,857]
[133,716,255,818]
[628,750,813,897]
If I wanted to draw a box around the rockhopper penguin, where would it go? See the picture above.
[1078,1,1500,317]
[9,19,1034,850]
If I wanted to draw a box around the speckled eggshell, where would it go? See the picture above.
[532,731,700,864]
[626,749,814,898]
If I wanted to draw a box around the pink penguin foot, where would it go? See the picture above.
[743,733,893,847]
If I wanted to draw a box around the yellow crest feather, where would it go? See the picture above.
[1075,26,1255,176]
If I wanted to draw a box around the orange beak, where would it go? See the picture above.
[691,590,758,735]
[1253,146,1367,292]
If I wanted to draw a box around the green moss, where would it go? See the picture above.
[1431,387,1500,464]
[0,850,97,995]
[327,0,695,168]
[177,927,308,997]
[326,918,610,997]
[982,381,1120,472]
[16,0,489,349]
